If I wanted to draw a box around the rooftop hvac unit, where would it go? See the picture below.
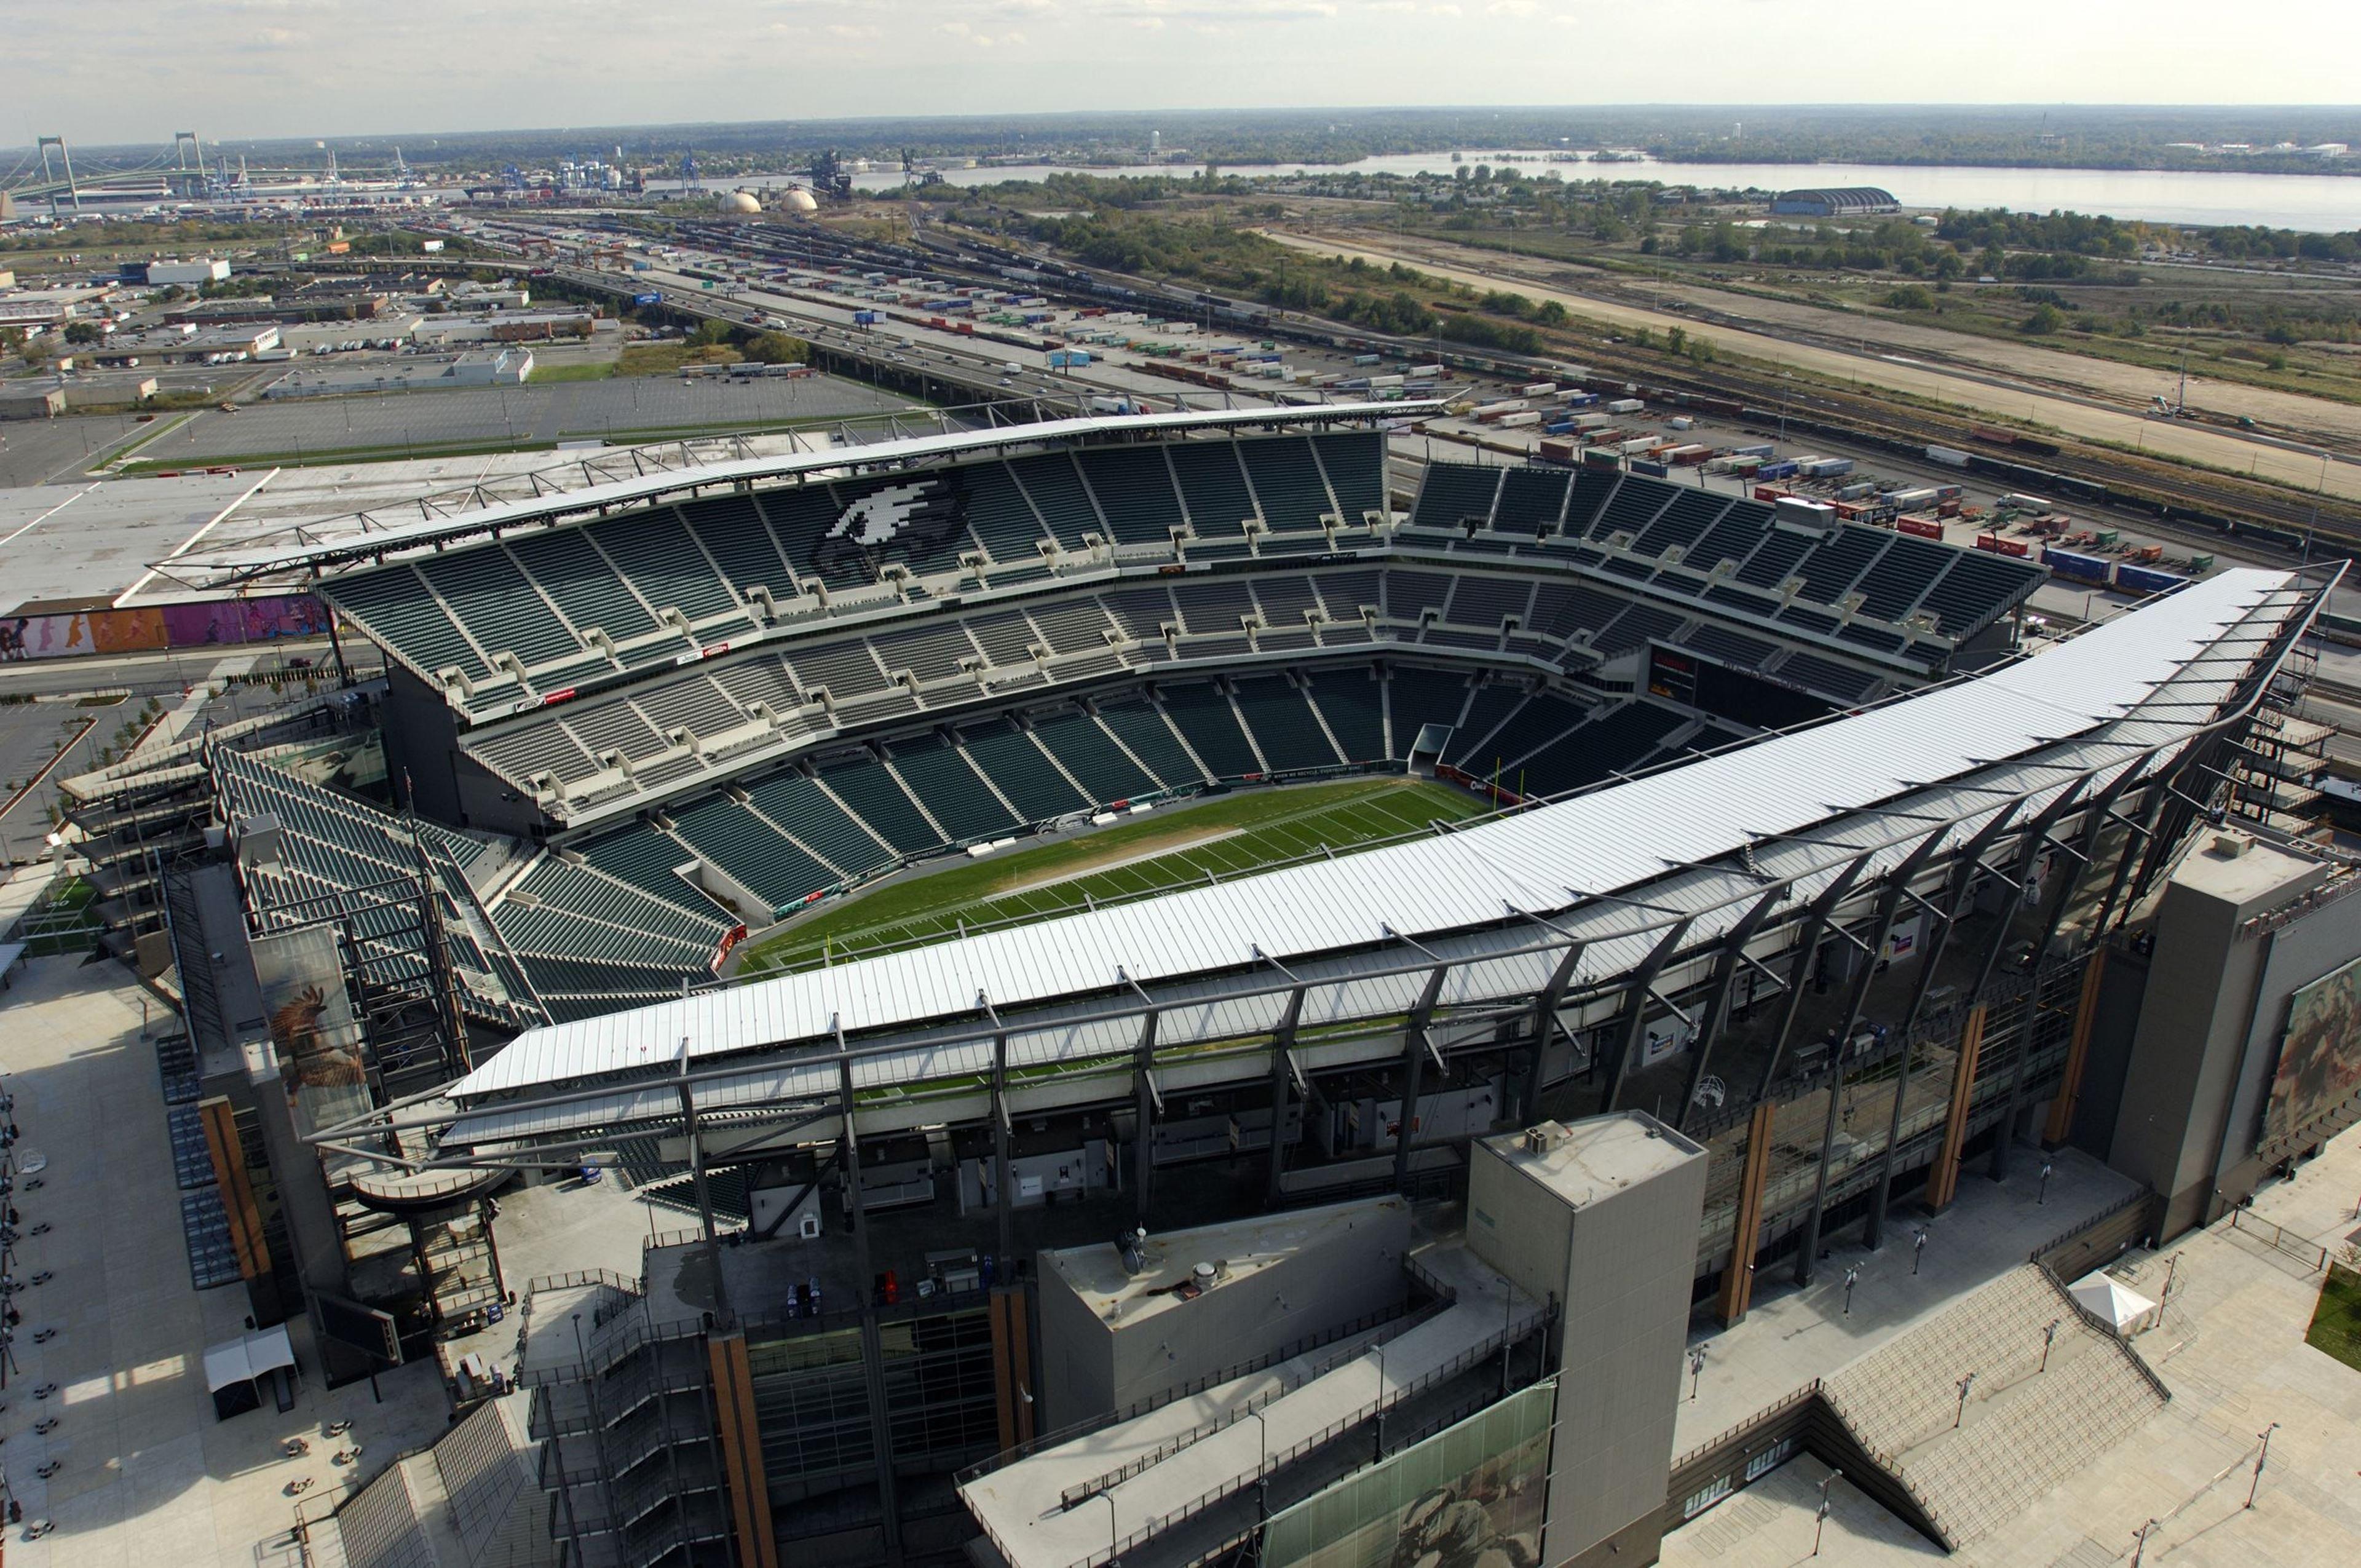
[232,812,284,873]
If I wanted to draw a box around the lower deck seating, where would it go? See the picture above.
[1228,676,1344,774]
[959,719,1091,823]
[1305,670,1386,762]
[1097,697,1206,788]
[887,734,1020,844]
[1515,702,1687,796]
[817,754,944,857]
[1157,683,1263,778]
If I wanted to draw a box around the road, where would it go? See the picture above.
[1260,230,2361,506]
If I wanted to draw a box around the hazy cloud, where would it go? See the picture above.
[6,0,2356,143]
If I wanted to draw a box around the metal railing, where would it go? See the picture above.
[2226,1206,2330,1272]
[1061,1304,1546,1568]
[958,1291,1433,1486]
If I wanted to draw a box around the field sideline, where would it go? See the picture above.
[735,775,1487,974]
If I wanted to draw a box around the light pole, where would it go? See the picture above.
[2041,1318,2061,1373]
[1912,1227,1928,1276]
[2246,1422,2279,1509]
[1688,1346,1706,1403]
[1813,1468,1841,1557]
[1953,1372,1976,1429]
[1099,1490,1118,1564]
[2158,1252,2183,1327]
[2130,1518,2161,1567]
[2038,1159,2054,1205]
[1843,1265,1860,1316]
[1248,1406,1270,1522]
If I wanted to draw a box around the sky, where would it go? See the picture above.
[12,0,2361,146]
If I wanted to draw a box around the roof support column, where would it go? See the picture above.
[1393,962,1451,1195]
[991,1027,1014,1269]
[1602,917,1695,1113]
[1987,772,2114,1181]
[1132,1009,1160,1230]
[1518,936,1586,1128]
[676,1042,730,1327]
[1267,978,1308,1206]
[1792,831,1943,1284]
[1865,801,2025,1249]
[837,1050,903,1567]
[1715,1099,1778,1328]
[1752,856,1875,1099]
[1676,887,1789,1134]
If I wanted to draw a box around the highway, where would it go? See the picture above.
[1258,230,2361,507]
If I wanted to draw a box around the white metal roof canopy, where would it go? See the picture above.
[181,403,1437,583]
[437,568,2300,1114]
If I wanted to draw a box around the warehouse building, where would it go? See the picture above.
[1770,186,1901,218]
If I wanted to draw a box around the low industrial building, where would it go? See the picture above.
[87,322,280,364]
[1770,186,1902,218]
[0,387,66,421]
[261,347,534,397]
[411,309,594,346]
[275,314,425,352]
[145,256,232,287]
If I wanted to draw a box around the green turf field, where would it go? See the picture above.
[737,775,1486,975]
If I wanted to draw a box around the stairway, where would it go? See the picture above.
[1822,1265,2165,1545]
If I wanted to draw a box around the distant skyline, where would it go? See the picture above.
[13,0,2361,146]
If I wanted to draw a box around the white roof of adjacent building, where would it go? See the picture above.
[449,568,2301,1107]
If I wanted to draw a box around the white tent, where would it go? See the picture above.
[2069,1271,2159,1337]
[204,1324,298,1418]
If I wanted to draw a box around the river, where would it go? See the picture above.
[666,151,2360,232]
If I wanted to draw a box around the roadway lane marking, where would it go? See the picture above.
[114,467,281,606]
[0,482,97,552]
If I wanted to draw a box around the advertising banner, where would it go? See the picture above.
[1262,1378,1553,1568]
[2265,953,2361,1148]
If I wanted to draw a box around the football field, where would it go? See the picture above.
[736,775,1487,973]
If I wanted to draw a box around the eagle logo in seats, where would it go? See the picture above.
[820,477,970,574]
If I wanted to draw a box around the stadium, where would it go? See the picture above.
[66,405,2358,1568]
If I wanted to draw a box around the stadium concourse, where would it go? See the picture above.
[141,404,2047,1025]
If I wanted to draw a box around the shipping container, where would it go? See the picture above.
[1665,444,1713,466]
[1997,493,2054,515]
[1977,534,2031,558]
[1408,363,1444,378]
[1353,353,1382,366]
[1799,457,1856,478]
[1667,416,1694,431]
[2114,563,2185,596]
[1582,448,1622,471]
[1755,460,1800,481]
[1495,410,1543,428]
[1618,435,1664,456]
[1605,397,1644,414]
[1519,381,1558,398]
[1562,392,1601,409]
[1472,397,1528,420]
[1835,481,1878,502]
[2043,546,2113,585]
[1897,517,1946,541]
[1886,487,1939,509]
[1630,458,1670,478]
[1538,438,1578,465]
[1730,442,1774,458]
[1570,412,1609,432]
